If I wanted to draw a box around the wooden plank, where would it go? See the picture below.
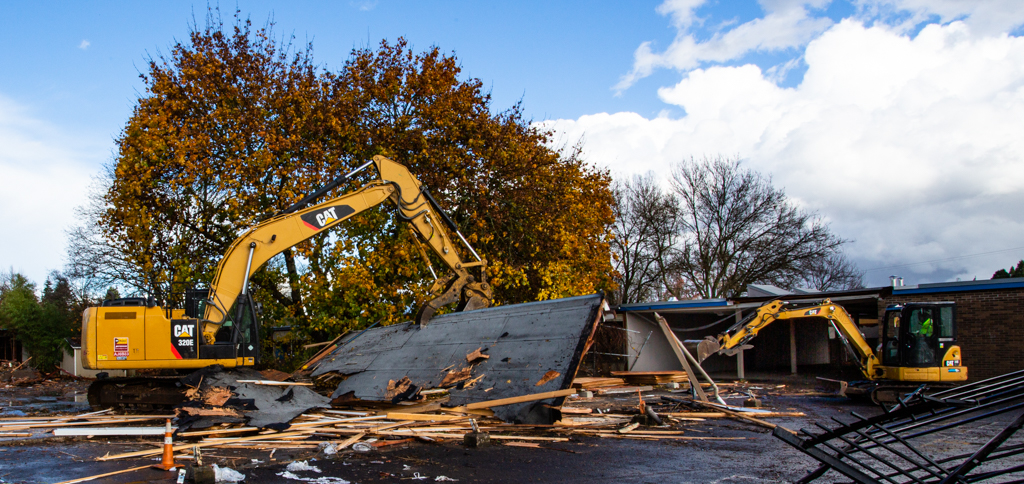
[3,417,169,431]
[234,380,314,386]
[97,429,317,461]
[595,386,654,395]
[300,332,347,370]
[303,340,334,349]
[385,412,464,422]
[334,432,365,450]
[178,427,259,437]
[596,434,745,441]
[53,465,151,484]
[54,427,172,436]
[488,435,569,442]
[655,313,708,403]
[375,431,463,439]
[372,438,415,448]
[556,407,593,414]
[691,401,797,434]
[452,388,575,411]
[662,411,805,418]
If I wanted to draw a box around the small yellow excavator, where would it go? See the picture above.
[696,299,967,402]
[82,155,491,407]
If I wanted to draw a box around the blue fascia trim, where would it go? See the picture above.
[894,280,1024,295]
[617,299,730,312]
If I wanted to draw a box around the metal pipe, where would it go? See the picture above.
[421,187,482,262]
[240,242,256,296]
[282,160,374,214]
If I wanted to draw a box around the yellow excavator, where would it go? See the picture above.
[82,155,491,407]
[696,299,967,403]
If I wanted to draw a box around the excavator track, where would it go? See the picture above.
[87,377,189,410]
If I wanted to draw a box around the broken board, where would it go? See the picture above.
[312,293,605,424]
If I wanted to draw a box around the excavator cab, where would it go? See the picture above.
[881,303,956,369]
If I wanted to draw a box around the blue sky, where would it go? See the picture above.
[0,2,677,132]
[4,0,1024,291]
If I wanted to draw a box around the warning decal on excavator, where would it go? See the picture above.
[300,205,355,231]
[171,320,198,359]
[113,337,129,360]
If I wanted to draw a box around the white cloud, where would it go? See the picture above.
[617,1,833,91]
[0,95,106,286]
[78,39,90,50]
[855,0,1024,36]
[550,19,1024,285]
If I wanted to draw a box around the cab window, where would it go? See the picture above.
[939,307,954,338]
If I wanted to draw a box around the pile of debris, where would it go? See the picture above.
[16,379,808,483]
[306,294,608,424]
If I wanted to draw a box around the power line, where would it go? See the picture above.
[863,246,1024,273]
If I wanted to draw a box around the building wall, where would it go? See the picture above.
[624,313,683,372]
[879,287,1024,381]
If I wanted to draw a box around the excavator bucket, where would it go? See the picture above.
[697,337,721,363]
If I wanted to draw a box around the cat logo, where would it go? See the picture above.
[315,207,339,227]
[300,205,355,231]
[174,324,195,338]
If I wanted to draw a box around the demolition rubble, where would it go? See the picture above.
[0,295,1021,483]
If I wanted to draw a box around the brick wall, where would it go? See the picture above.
[879,288,1024,380]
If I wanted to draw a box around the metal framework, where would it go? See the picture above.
[775,370,1024,483]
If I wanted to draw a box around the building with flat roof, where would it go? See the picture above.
[614,277,1024,381]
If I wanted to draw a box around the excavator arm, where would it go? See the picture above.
[200,155,491,344]
[698,299,881,380]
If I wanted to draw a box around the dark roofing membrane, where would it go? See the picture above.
[312,294,604,424]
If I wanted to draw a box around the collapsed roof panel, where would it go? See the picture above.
[312,294,605,423]
[178,366,331,431]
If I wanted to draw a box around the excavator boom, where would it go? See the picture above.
[200,155,490,343]
[697,298,966,392]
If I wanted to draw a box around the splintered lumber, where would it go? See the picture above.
[534,370,561,386]
[504,441,541,448]
[53,465,151,484]
[440,367,473,387]
[177,407,242,418]
[234,380,314,386]
[557,407,593,414]
[466,347,490,363]
[617,422,640,434]
[572,377,625,389]
[450,388,576,411]
[611,371,690,385]
[334,432,366,450]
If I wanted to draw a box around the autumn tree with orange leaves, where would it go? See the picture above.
[68,11,614,344]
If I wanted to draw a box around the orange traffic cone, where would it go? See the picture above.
[153,419,176,471]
